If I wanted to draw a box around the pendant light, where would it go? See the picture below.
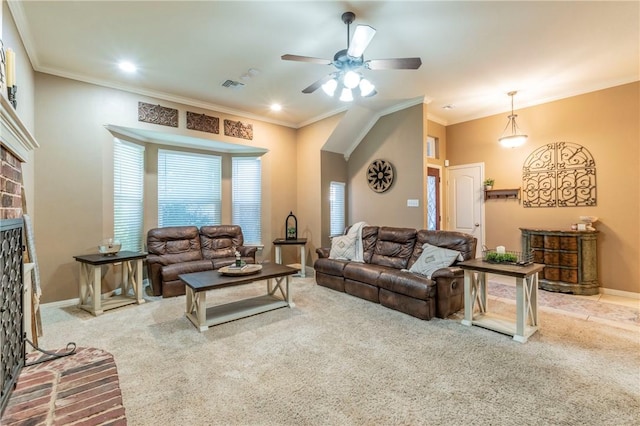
[498,91,528,148]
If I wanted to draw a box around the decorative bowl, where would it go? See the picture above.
[99,239,121,255]
[579,216,598,224]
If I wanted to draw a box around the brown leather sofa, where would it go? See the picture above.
[314,226,477,320]
[146,225,257,297]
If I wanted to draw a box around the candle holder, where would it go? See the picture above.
[7,85,16,109]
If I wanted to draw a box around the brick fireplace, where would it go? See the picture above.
[1,92,39,415]
[1,145,22,219]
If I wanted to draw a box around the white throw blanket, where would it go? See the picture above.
[346,221,367,262]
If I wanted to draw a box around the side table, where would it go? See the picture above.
[458,258,544,343]
[73,251,147,316]
[273,238,307,278]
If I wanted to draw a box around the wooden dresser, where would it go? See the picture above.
[520,228,599,295]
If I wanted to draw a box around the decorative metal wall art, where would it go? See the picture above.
[224,119,253,140]
[138,102,178,127]
[522,142,596,208]
[186,111,219,134]
[367,159,394,193]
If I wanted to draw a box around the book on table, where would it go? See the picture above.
[227,263,249,271]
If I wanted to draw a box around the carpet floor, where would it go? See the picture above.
[23,277,640,425]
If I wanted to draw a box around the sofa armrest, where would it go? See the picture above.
[146,254,169,297]
[431,266,465,319]
[430,266,463,280]
[239,245,258,259]
[316,247,331,259]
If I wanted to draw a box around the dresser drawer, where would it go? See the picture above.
[531,235,545,249]
[544,251,559,265]
[560,269,578,283]
[560,237,578,251]
[560,252,578,267]
[544,236,560,249]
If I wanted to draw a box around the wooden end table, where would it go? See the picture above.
[458,258,544,343]
[73,251,147,316]
[273,238,307,277]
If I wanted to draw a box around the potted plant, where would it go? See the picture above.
[483,178,495,190]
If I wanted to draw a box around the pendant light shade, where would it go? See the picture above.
[499,91,528,148]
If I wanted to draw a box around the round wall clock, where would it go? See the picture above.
[367,159,394,193]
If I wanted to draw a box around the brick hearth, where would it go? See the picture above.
[1,347,126,425]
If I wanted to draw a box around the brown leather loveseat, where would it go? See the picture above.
[146,225,257,297]
[314,226,477,320]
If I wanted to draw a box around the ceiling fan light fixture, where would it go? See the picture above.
[343,71,361,89]
[498,91,528,148]
[339,87,354,102]
[322,78,338,96]
[359,78,375,97]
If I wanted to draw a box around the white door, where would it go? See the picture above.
[447,163,484,257]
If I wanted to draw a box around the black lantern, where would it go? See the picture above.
[285,211,297,240]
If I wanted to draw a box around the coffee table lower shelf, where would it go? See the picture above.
[185,294,290,332]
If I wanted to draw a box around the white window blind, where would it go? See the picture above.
[158,150,221,228]
[114,140,144,252]
[232,157,262,244]
[330,181,346,236]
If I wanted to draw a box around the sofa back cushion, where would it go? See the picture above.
[408,230,477,269]
[361,226,379,263]
[370,227,417,269]
[200,225,244,260]
[147,226,203,263]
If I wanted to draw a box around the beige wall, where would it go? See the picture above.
[295,113,344,267]
[320,150,348,248]
[34,73,298,302]
[348,103,425,229]
[446,82,639,294]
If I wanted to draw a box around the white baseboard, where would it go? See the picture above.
[600,287,640,300]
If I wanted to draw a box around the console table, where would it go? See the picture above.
[520,228,599,295]
[459,258,544,343]
[273,238,307,278]
[73,251,147,315]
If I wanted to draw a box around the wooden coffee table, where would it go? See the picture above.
[179,263,299,332]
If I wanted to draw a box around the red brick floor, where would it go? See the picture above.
[1,347,126,425]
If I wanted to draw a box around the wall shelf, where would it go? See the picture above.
[484,188,521,201]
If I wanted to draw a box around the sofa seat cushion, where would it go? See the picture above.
[315,258,350,277]
[343,262,388,283]
[161,259,214,283]
[377,270,436,300]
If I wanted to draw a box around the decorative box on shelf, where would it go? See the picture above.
[484,188,521,201]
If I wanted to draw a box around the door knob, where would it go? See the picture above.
[474,223,480,227]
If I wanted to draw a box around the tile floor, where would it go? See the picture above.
[488,273,640,331]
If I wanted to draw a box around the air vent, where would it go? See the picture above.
[221,79,245,89]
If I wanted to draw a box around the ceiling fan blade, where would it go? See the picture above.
[281,54,332,65]
[302,75,333,94]
[366,58,423,70]
[347,25,376,58]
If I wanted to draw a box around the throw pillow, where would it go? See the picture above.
[409,243,461,278]
[329,233,357,260]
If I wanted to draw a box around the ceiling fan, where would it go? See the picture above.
[281,11,422,100]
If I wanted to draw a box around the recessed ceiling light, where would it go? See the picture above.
[270,104,282,112]
[118,61,137,73]
[442,104,454,110]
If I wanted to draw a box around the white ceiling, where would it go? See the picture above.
[8,1,639,130]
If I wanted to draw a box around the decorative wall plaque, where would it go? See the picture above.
[138,102,178,127]
[187,111,219,134]
[522,142,596,208]
[367,159,394,193]
[224,119,253,140]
